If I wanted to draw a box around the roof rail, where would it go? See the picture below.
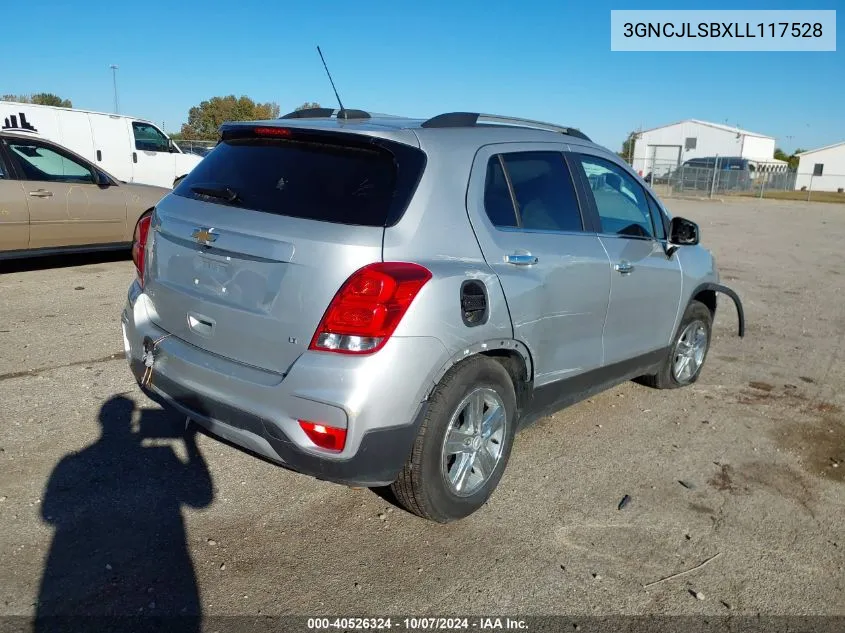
[280,107,371,120]
[420,112,591,142]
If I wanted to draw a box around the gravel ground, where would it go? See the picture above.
[0,199,843,626]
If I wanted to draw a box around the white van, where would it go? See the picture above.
[0,101,203,188]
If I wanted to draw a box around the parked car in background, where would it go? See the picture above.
[122,109,744,523]
[669,156,756,191]
[0,131,168,258]
[175,141,216,158]
[0,101,203,189]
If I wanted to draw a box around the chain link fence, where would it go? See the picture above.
[628,156,845,203]
[173,139,216,158]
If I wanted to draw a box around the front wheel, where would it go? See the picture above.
[639,300,712,389]
[391,356,517,522]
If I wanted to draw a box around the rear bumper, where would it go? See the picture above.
[134,363,426,486]
[122,283,447,487]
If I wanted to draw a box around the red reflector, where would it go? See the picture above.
[298,420,347,452]
[132,212,152,288]
[309,262,432,355]
[253,127,292,138]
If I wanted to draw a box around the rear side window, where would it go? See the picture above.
[174,134,424,227]
[482,151,584,232]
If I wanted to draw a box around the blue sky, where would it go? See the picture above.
[3,0,842,154]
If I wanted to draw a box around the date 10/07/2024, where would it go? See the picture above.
[306,617,530,630]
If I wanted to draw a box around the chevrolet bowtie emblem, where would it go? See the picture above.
[192,227,218,245]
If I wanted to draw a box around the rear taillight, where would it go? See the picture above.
[309,262,432,355]
[298,420,347,452]
[132,212,152,287]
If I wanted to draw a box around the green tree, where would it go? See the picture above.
[295,101,322,111]
[1,93,72,107]
[619,131,639,163]
[32,93,72,107]
[788,149,805,171]
[774,147,805,170]
[179,95,281,140]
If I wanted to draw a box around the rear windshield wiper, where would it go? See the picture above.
[190,184,241,203]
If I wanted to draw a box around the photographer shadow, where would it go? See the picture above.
[35,395,213,631]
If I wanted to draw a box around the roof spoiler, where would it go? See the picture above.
[280,107,371,120]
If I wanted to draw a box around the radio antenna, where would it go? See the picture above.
[316,46,346,114]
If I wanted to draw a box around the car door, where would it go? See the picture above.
[467,144,611,386]
[130,121,176,188]
[570,151,682,365]
[4,136,125,248]
[0,146,29,252]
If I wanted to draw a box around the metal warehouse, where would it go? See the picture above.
[794,141,845,193]
[630,119,777,180]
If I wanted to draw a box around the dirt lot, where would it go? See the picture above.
[0,199,843,626]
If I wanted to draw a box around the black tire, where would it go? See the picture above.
[639,300,712,389]
[391,356,517,523]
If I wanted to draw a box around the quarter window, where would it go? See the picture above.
[576,155,655,239]
[6,139,94,184]
[482,152,584,232]
[646,193,667,240]
[483,157,518,228]
[132,122,170,153]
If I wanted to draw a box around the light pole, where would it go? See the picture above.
[110,65,119,114]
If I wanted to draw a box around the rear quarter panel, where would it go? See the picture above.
[384,132,524,384]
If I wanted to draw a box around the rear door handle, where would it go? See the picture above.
[28,189,53,198]
[614,261,634,274]
[504,253,538,266]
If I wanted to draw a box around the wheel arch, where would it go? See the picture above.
[688,282,745,337]
[692,288,717,318]
[426,340,534,414]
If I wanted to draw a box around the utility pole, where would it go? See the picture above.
[110,65,119,114]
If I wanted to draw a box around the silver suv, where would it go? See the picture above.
[122,109,744,523]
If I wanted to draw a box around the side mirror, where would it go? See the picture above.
[669,216,700,246]
[94,170,111,187]
[168,139,180,153]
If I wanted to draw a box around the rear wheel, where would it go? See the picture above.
[639,300,712,389]
[391,356,517,522]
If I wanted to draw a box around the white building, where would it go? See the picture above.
[631,119,776,178]
[794,142,845,192]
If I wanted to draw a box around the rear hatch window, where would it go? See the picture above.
[172,128,425,227]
